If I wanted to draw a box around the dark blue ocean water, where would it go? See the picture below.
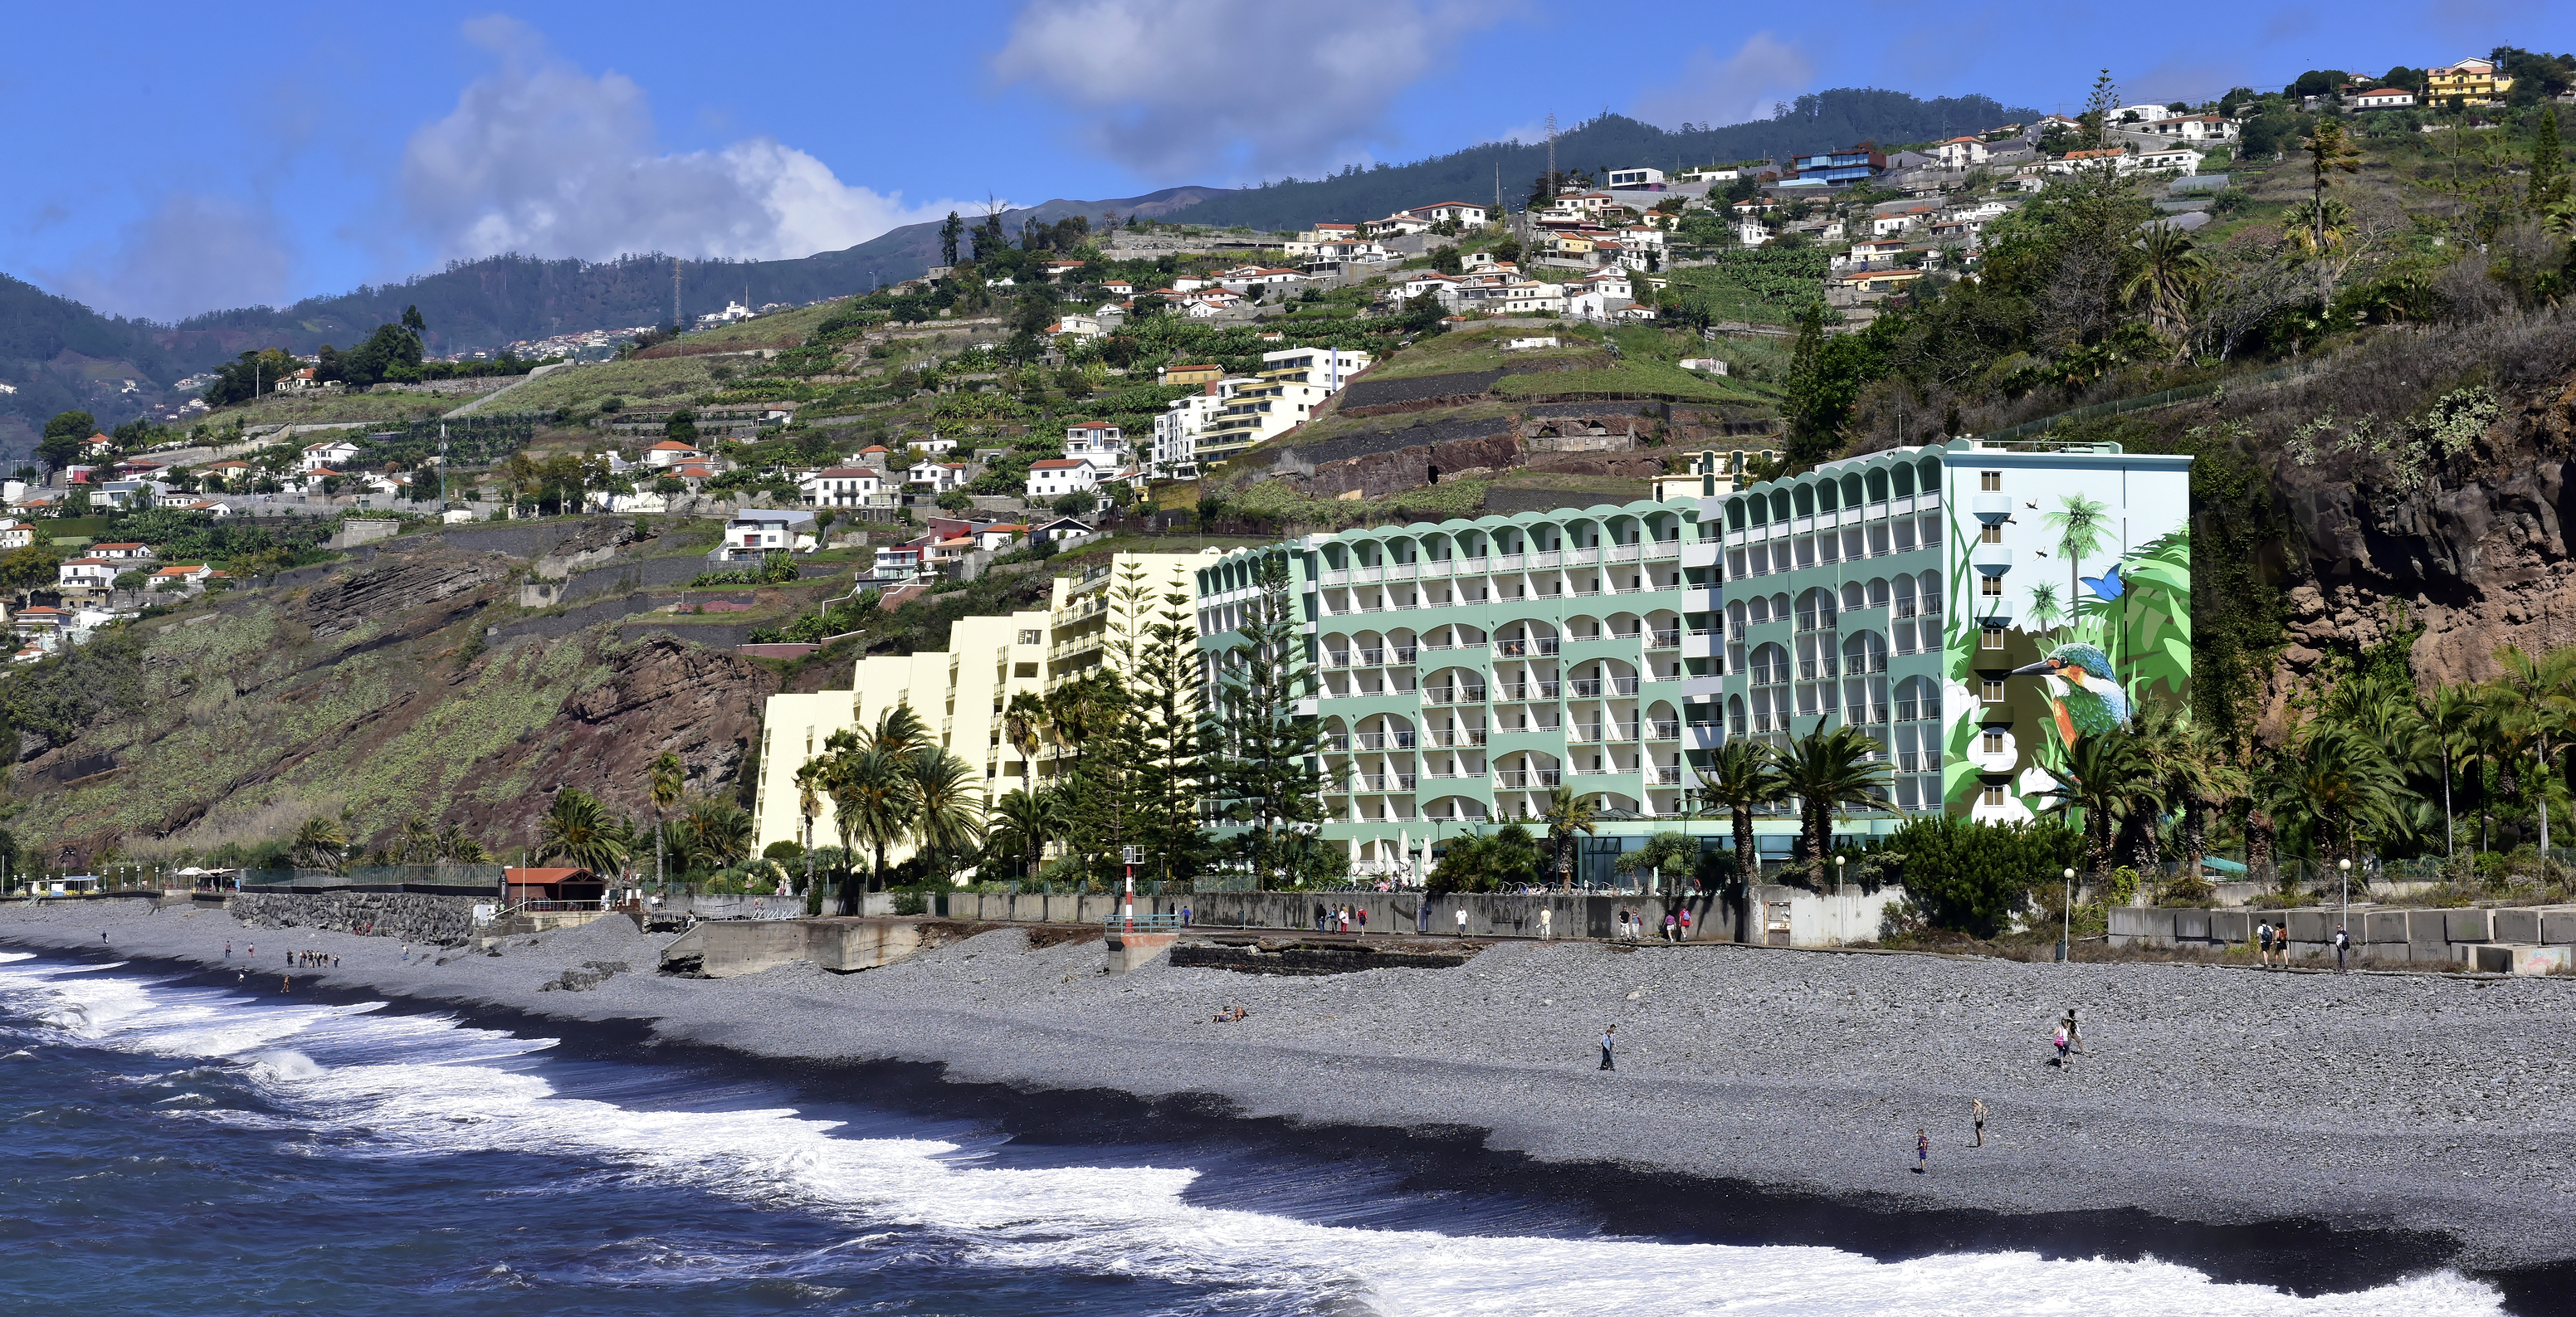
[0,951,2505,1316]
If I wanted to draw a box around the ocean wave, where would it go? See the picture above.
[0,957,2509,1317]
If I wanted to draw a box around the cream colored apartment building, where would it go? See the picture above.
[749,549,1217,860]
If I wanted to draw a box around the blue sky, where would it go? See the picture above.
[0,0,2549,321]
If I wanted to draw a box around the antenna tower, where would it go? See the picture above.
[1545,111,1559,194]
[671,258,681,329]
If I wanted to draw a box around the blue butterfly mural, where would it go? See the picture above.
[2081,563,2125,602]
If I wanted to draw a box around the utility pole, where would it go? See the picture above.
[672,258,682,330]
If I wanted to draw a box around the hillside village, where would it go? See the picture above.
[2,47,2576,923]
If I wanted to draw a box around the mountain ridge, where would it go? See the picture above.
[0,90,2034,447]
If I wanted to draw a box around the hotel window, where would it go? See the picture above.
[1980,523,2003,544]
[1979,471,2002,491]
[1019,629,1043,646]
[1981,627,2005,650]
[1981,679,2005,702]
[1980,575,2003,598]
[1982,728,2005,754]
[1982,783,2007,808]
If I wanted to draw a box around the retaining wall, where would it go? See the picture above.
[936,885,1904,947]
[232,891,485,945]
[2110,904,2576,967]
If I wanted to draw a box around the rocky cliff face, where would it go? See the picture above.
[2200,313,2576,727]
[10,521,778,866]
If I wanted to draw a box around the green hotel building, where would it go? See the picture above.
[1193,438,2192,883]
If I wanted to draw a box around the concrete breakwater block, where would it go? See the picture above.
[2444,909,2495,943]
[2364,910,2410,946]
[2468,944,2572,974]
[1104,930,1178,974]
[2210,910,2252,944]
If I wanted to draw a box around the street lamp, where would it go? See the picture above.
[2060,867,2076,962]
[2338,856,2352,950]
[1833,852,1847,945]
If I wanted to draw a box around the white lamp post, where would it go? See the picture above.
[2061,867,2076,962]
[1833,852,1847,945]
[2339,856,2352,952]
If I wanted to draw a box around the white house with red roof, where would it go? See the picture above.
[1026,458,1097,500]
[644,440,704,469]
[0,521,27,551]
[149,563,217,590]
[1046,315,1105,340]
[2349,89,2414,110]
[1407,201,1490,227]
[905,460,972,493]
[90,542,155,561]
[13,605,65,636]
[1930,136,1992,169]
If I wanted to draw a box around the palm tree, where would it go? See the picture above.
[676,799,754,872]
[2417,685,2480,857]
[2156,717,2247,887]
[2122,224,2205,354]
[435,823,486,864]
[988,787,1064,880]
[2490,645,2576,856]
[397,813,437,865]
[2032,731,2141,877]
[905,746,987,885]
[793,759,825,875]
[533,789,629,876]
[649,751,685,891]
[828,744,915,904]
[2043,493,2111,638]
[2261,719,2410,871]
[1773,725,1890,881]
[870,704,934,756]
[289,817,349,871]
[1540,785,1598,890]
[2026,581,2066,636]
[1695,739,1783,942]
[1003,690,1046,776]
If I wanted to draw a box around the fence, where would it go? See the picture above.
[242,865,505,893]
[1978,359,2324,445]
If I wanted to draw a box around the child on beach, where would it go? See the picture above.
[2052,1021,2071,1067]
[1916,1129,1930,1173]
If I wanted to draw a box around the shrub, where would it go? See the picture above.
[1883,816,2081,938]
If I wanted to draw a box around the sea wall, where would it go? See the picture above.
[2110,904,2576,971]
[933,885,1904,947]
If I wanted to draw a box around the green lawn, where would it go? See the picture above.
[1494,359,1761,403]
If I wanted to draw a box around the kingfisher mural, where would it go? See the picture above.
[2012,642,2133,745]
[1942,483,2190,818]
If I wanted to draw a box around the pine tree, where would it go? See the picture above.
[1126,573,1211,885]
[2531,105,2568,212]
[1204,553,1328,886]
[939,212,964,267]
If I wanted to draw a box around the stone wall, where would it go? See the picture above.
[939,885,1904,948]
[231,891,487,945]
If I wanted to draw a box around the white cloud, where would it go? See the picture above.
[1631,32,1818,130]
[401,17,966,264]
[42,192,295,322]
[992,0,1494,180]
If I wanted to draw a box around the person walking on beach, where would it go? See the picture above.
[2051,1019,2071,1068]
[1355,906,1367,936]
[2334,925,2351,974]
[1971,1099,1988,1147]
[1456,906,1469,937]
[224,941,232,960]
[1539,907,1553,940]
[1598,1023,1617,1071]
[1417,901,1430,934]
[2064,1010,2087,1056]
[1662,910,1677,943]
[1677,907,1692,941]
[1915,1129,1930,1174]
[2256,919,2275,968]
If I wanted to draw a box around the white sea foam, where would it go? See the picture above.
[0,958,2509,1316]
